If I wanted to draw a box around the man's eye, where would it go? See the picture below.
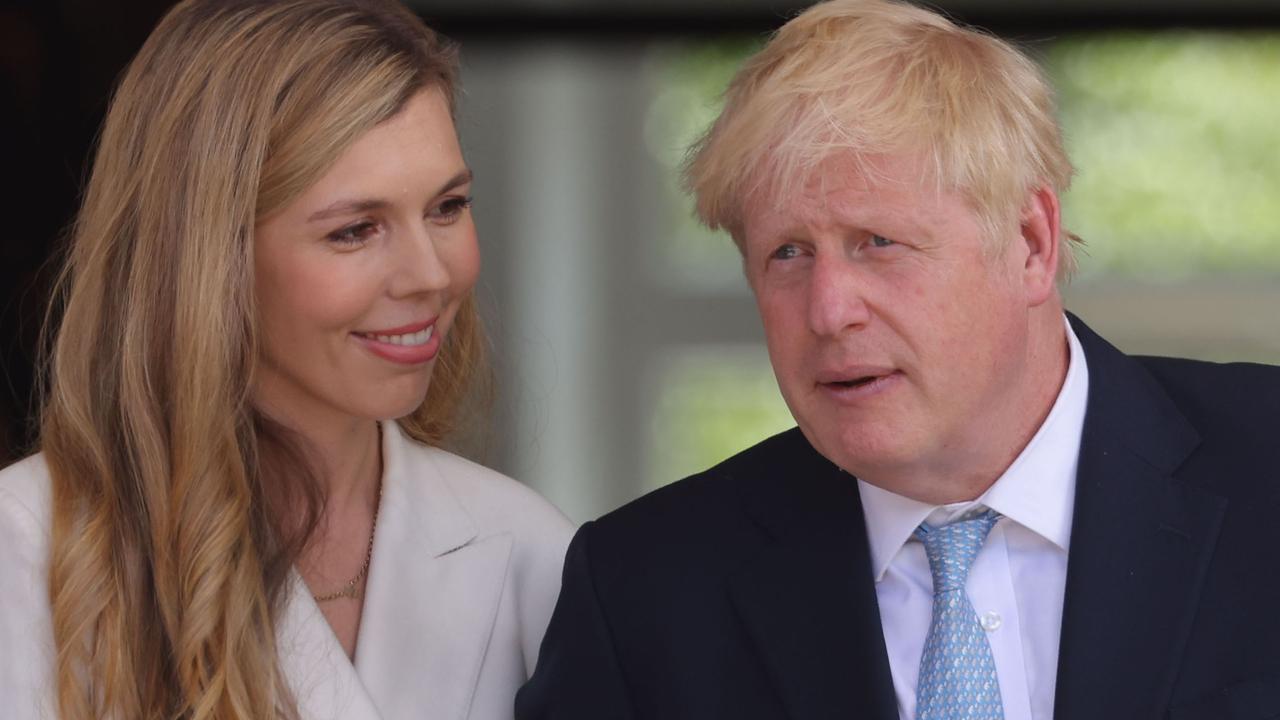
[869,234,895,248]
[771,243,801,260]
[429,195,474,226]
[327,221,378,246]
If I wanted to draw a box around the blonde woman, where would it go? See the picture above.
[0,1,572,718]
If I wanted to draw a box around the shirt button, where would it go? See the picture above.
[980,611,1002,632]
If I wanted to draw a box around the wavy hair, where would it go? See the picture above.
[38,1,483,717]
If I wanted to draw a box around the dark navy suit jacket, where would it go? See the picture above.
[517,317,1280,719]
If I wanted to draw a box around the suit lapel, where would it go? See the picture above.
[728,432,899,720]
[1054,317,1227,719]
[353,423,512,720]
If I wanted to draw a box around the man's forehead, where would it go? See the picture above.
[742,151,946,233]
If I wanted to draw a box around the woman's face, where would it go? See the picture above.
[253,88,478,430]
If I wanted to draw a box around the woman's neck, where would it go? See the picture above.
[313,417,382,513]
[256,393,383,513]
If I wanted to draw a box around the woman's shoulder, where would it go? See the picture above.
[0,452,52,540]
[0,453,56,720]
[403,439,574,543]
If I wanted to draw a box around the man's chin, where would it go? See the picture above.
[800,422,922,482]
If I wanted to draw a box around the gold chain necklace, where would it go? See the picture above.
[313,448,384,603]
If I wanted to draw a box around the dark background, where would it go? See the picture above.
[2,0,1277,464]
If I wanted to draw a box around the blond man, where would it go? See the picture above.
[518,1,1280,718]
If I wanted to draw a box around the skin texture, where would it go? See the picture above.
[742,153,1068,504]
[253,87,478,656]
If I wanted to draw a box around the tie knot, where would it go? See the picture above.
[914,510,1000,594]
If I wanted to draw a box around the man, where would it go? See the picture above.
[516,1,1280,718]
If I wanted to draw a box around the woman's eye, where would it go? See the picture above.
[429,195,474,225]
[869,234,895,248]
[327,221,378,246]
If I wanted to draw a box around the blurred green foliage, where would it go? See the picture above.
[644,39,763,293]
[647,347,794,489]
[1049,32,1280,278]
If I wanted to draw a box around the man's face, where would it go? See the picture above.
[743,153,1041,493]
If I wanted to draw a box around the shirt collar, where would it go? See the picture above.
[856,316,1090,582]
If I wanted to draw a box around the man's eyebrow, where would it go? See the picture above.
[306,168,474,223]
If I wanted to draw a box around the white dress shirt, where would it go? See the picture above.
[0,421,573,720]
[857,318,1089,720]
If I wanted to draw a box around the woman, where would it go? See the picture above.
[0,1,572,718]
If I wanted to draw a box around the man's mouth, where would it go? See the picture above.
[828,375,882,389]
[816,367,901,397]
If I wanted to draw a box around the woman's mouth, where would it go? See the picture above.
[351,318,441,365]
[354,326,433,346]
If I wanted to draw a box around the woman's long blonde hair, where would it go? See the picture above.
[39,1,483,717]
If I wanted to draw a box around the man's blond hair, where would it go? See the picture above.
[685,0,1080,273]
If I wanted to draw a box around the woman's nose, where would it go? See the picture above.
[388,226,451,298]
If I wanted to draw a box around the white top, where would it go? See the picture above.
[857,319,1089,720]
[0,421,574,720]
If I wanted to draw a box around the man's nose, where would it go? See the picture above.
[807,253,871,337]
[389,225,451,298]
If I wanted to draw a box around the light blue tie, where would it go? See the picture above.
[913,510,1004,720]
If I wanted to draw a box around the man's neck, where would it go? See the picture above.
[861,306,1071,505]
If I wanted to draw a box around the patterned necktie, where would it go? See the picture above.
[913,510,1004,720]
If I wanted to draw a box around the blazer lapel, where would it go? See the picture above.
[353,423,513,720]
[1054,317,1227,719]
[277,574,384,720]
[728,432,899,720]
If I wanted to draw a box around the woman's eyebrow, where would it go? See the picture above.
[436,168,473,196]
[306,169,473,224]
[307,198,388,223]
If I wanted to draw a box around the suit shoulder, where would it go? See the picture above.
[1135,355,1280,423]
[1137,354,1280,385]
[589,427,806,543]
[1134,356,1280,499]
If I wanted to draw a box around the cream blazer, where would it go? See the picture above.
[0,422,573,720]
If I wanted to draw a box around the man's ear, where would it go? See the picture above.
[1019,185,1061,306]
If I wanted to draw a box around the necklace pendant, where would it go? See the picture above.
[311,472,382,604]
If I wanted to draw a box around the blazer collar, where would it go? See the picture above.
[277,423,511,720]
[728,431,900,720]
[378,421,476,557]
[355,422,512,720]
[277,573,384,720]
[1054,314,1226,719]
